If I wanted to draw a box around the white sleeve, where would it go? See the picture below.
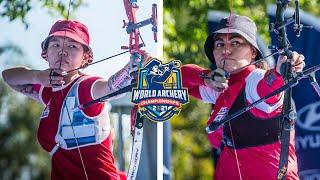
[199,85,220,104]
[245,69,284,113]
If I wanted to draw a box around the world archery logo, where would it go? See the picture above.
[131,58,188,122]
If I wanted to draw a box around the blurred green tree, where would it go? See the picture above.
[0,82,50,180]
[0,39,50,180]
[0,0,85,28]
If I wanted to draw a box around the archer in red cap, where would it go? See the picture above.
[41,20,93,63]
[1,19,145,179]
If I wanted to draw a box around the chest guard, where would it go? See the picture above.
[223,89,281,149]
[55,76,111,150]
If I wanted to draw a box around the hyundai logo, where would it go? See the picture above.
[297,101,320,131]
[299,169,320,180]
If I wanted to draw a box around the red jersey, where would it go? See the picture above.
[182,64,299,180]
[36,75,120,180]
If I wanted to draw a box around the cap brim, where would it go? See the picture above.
[214,28,259,50]
[49,31,88,46]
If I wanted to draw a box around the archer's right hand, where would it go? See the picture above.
[204,68,229,92]
[38,68,65,87]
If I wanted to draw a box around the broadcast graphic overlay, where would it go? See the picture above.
[132,58,188,122]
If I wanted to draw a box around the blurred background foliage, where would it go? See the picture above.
[0,49,52,179]
[164,0,320,179]
[0,0,85,28]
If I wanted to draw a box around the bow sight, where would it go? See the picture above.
[121,3,157,53]
[270,0,311,42]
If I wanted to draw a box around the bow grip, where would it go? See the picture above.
[206,121,221,134]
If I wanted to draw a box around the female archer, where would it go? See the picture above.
[2,20,141,179]
[182,15,304,179]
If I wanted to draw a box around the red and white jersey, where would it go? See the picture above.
[182,64,299,180]
[35,75,120,180]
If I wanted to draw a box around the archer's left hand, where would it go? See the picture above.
[276,51,306,73]
[127,52,143,75]
[141,52,154,67]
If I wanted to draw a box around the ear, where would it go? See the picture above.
[41,51,49,61]
[251,47,258,59]
[81,53,90,67]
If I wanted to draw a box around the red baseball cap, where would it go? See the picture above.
[41,20,93,62]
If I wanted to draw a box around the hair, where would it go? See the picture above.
[250,45,269,71]
[255,60,269,70]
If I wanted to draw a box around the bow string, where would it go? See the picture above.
[56,0,89,179]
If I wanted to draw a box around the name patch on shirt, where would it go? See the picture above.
[214,107,228,122]
[40,101,50,119]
